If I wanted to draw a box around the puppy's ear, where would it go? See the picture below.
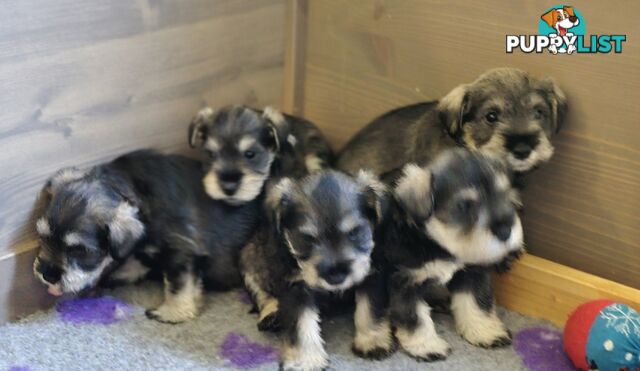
[394,164,434,221]
[541,77,568,133]
[266,177,296,233]
[262,106,291,152]
[45,167,87,196]
[106,202,145,260]
[540,9,557,27]
[437,84,470,139]
[188,107,214,148]
[355,170,388,225]
[564,6,575,17]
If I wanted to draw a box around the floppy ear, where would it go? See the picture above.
[564,6,575,17]
[107,202,145,260]
[188,107,214,148]
[262,106,291,152]
[541,77,568,134]
[540,9,556,27]
[394,164,434,221]
[437,84,470,139]
[354,170,388,225]
[44,167,87,196]
[266,177,296,234]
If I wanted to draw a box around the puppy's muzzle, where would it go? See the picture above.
[35,258,62,284]
[490,214,516,242]
[505,133,540,160]
[218,170,242,196]
[319,261,352,285]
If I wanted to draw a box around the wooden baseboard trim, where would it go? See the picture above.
[0,244,55,323]
[494,253,640,327]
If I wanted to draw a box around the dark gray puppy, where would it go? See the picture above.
[33,150,259,323]
[188,105,334,205]
[361,149,523,362]
[338,68,567,177]
[240,170,387,370]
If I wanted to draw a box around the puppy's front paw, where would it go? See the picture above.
[396,329,450,362]
[352,321,396,360]
[145,303,198,324]
[280,345,328,371]
[279,360,327,371]
[459,317,512,348]
[352,343,395,360]
[257,311,282,332]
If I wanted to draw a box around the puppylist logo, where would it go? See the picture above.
[506,5,626,54]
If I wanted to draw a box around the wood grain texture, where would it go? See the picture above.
[494,254,640,327]
[0,0,286,320]
[282,0,308,115]
[0,0,286,258]
[297,0,640,287]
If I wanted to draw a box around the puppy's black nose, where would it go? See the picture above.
[506,134,539,160]
[569,15,578,22]
[38,260,62,284]
[321,262,351,285]
[325,271,348,285]
[219,171,242,195]
[491,222,512,242]
[512,144,532,159]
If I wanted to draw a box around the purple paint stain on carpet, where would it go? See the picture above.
[237,290,253,305]
[8,366,30,371]
[514,327,575,371]
[219,332,278,368]
[56,296,133,325]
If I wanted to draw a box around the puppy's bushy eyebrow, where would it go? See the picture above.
[338,213,362,232]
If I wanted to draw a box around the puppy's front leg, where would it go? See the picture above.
[146,250,202,324]
[390,275,450,361]
[448,269,511,347]
[279,284,327,371]
[352,273,395,359]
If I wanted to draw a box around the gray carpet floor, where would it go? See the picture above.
[0,282,559,370]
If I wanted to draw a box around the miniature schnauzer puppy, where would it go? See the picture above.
[338,68,567,178]
[240,170,388,370]
[188,105,334,205]
[33,150,259,323]
[367,149,523,361]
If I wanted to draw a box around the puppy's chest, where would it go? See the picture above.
[401,259,464,286]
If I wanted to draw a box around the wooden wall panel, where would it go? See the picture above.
[0,0,285,321]
[298,0,640,287]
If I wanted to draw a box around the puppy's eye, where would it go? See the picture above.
[207,151,217,161]
[300,233,317,246]
[347,226,364,242]
[485,111,499,124]
[534,108,546,119]
[456,199,476,214]
[244,150,256,159]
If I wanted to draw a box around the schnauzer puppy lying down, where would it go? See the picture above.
[338,67,567,177]
[33,150,260,323]
[362,149,523,361]
[240,170,387,370]
[188,105,334,206]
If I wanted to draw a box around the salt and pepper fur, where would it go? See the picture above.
[33,150,260,323]
[240,171,389,369]
[358,149,523,361]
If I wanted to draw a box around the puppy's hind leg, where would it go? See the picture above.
[240,242,281,331]
[146,248,202,324]
[352,273,395,360]
[243,271,281,332]
[390,275,450,362]
[448,269,511,348]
